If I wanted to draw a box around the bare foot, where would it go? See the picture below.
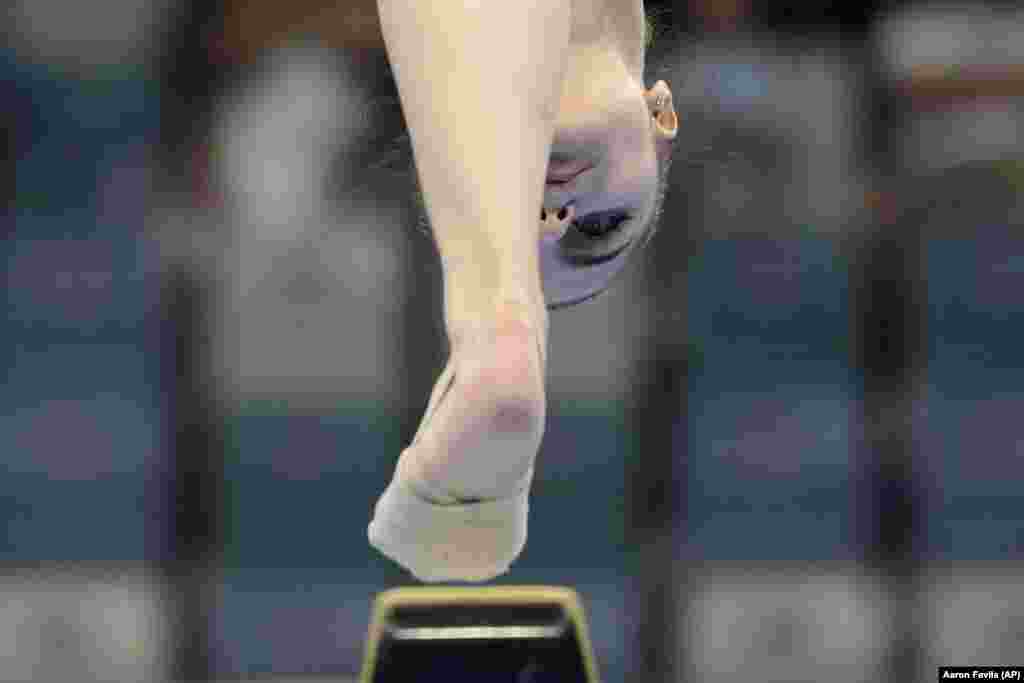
[399,312,546,503]
[368,304,547,582]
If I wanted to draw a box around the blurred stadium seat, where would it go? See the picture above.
[677,238,858,562]
[680,566,889,683]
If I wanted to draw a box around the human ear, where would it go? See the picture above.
[645,79,678,141]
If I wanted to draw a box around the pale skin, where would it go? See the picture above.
[369,0,678,581]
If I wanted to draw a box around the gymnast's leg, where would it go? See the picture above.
[367,0,572,582]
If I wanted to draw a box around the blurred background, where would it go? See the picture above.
[3,0,1024,680]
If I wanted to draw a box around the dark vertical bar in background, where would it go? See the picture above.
[852,67,927,681]
[626,342,688,683]
[156,0,231,198]
[625,5,691,678]
[850,217,925,682]
[626,135,695,682]
[162,265,225,683]
[155,2,229,679]
[1,83,16,213]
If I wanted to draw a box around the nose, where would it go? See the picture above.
[540,203,574,240]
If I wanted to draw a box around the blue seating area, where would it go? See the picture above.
[920,226,1024,559]
[678,238,859,561]
[2,51,167,565]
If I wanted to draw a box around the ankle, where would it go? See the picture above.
[447,295,548,358]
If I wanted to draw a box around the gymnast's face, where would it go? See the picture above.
[539,41,677,309]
